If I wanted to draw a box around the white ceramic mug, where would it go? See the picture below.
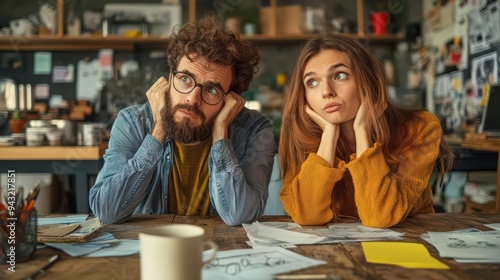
[139,224,218,280]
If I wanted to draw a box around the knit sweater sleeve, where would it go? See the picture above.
[347,111,442,228]
[279,153,346,225]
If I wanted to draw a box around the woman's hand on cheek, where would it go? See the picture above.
[353,102,371,156]
[353,102,368,132]
[306,105,332,131]
[306,105,339,166]
[306,104,340,144]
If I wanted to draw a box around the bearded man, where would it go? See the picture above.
[89,15,276,225]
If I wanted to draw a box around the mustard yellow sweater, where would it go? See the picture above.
[280,111,441,228]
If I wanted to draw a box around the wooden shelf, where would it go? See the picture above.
[464,196,496,214]
[0,33,403,51]
[0,35,169,51]
[0,143,107,160]
[0,0,404,51]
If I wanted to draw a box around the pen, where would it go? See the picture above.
[24,254,60,280]
[273,274,340,280]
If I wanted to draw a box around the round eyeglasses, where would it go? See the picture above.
[171,71,228,105]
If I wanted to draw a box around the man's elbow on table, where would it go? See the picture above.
[89,194,130,224]
[91,207,130,224]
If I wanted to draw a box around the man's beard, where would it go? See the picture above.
[160,94,215,143]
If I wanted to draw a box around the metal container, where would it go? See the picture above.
[77,122,107,146]
[28,120,77,146]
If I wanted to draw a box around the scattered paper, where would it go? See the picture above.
[243,222,325,247]
[202,247,326,280]
[38,214,89,225]
[45,242,111,257]
[65,218,101,238]
[485,223,500,231]
[243,222,404,248]
[427,231,500,260]
[38,223,80,237]
[85,239,139,257]
[44,232,119,257]
[362,242,449,269]
[422,227,500,263]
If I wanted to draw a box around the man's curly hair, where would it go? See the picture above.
[166,14,260,94]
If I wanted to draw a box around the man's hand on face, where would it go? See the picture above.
[212,91,245,143]
[146,76,169,144]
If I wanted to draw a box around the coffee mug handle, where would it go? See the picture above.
[202,241,218,265]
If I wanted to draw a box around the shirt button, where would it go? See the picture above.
[167,155,170,160]
[164,196,168,199]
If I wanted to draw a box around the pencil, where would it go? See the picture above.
[272,274,340,280]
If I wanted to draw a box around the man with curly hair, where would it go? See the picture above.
[89,15,276,225]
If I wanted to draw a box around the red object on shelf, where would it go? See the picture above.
[370,11,390,35]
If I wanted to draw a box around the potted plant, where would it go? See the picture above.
[9,109,27,134]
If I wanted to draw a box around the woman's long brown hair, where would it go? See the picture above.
[279,34,454,217]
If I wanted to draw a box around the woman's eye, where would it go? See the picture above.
[306,79,318,88]
[336,73,347,80]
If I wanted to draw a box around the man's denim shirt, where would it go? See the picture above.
[89,103,277,226]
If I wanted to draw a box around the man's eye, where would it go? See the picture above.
[180,75,192,83]
[204,86,219,95]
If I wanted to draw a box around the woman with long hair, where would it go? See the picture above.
[279,34,454,228]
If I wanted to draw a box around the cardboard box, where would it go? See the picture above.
[260,5,304,35]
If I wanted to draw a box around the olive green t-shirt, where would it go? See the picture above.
[168,139,211,215]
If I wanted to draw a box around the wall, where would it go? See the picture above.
[422,0,500,132]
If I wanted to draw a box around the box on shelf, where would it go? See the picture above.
[260,5,304,35]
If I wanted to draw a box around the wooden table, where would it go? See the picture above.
[0,144,107,213]
[460,139,500,213]
[1,213,500,280]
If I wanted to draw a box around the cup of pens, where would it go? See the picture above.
[1,185,39,264]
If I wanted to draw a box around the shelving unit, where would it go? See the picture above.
[0,0,402,51]
[464,196,496,214]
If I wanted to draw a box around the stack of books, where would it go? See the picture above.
[464,181,497,204]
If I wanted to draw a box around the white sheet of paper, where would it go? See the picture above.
[485,223,500,231]
[243,221,325,245]
[428,231,500,259]
[326,223,404,239]
[202,247,326,280]
[421,228,500,263]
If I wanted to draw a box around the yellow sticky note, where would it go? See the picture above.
[362,242,449,269]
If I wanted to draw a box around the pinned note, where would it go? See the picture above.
[34,52,52,74]
[362,242,449,269]
[34,84,50,99]
[53,65,74,83]
[77,59,102,101]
